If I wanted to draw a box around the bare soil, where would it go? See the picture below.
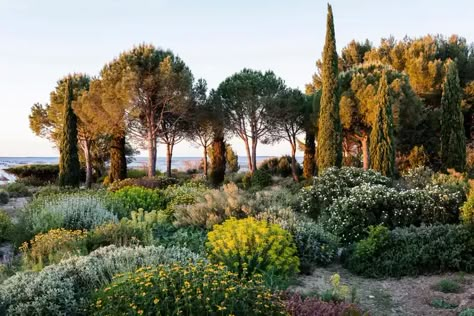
[290,265,474,316]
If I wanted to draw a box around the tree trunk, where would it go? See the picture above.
[251,137,258,174]
[203,146,208,178]
[243,138,253,172]
[291,145,299,182]
[83,139,92,188]
[303,131,316,179]
[109,135,127,183]
[361,134,369,170]
[166,143,173,177]
[147,130,157,177]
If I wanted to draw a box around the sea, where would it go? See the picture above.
[0,156,303,184]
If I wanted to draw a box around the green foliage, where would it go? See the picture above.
[461,193,474,225]
[173,183,248,229]
[20,192,118,239]
[0,210,13,242]
[407,145,429,169]
[4,164,59,185]
[112,186,167,214]
[345,224,474,277]
[20,229,88,271]
[226,144,240,173]
[0,190,9,205]
[432,279,462,293]
[460,309,474,316]
[317,4,342,173]
[369,71,395,177]
[209,136,226,187]
[2,182,30,198]
[207,217,299,279]
[299,167,391,219]
[0,245,202,315]
[441,60,466,171]
[250,169,273,188]
[58,78,81,187]
[259,156,302,178]
[162,182,208,218]
[107,176,177,192]
[92,262,285,316]
[126,168,147,179]
[154,224,208,255]
[430,298,458,309]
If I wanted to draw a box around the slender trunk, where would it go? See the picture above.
[291,145,299,182]
[251,138,257,174]
[243,138,253,172]
[109,135,127,183]
[166,143,173,177]
[83,139,92,188]
[148,130,157,177]
[361,134,369,170]
[203,146,208,178]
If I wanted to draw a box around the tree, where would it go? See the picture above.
[317,4,342,174]
[216,69,285,173]
[338,64,423,169]
[225,144,240,173]
[118,44,193,177]
[58,78,81,187]
[273,88,306,181]
[369,71,395,177]
[187,79,214,178]
[208,91,226,186]
[303,91,320,179]
[440,60,466,171]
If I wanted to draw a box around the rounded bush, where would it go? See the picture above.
[461,194,474,225]
[92,262,285,316]
[0,190,9,205]
[0,210,12,242]
[107,176,177,192]
[3,182,30,198]
[259,156,301,178]
[207,217,299,278]
[113,186,166,214]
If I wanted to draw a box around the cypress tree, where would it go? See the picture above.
[58,78,81,187]
[209,133,226,187]
[109,135,127,183]
[317,4,342,174]
[303,91,321,179]
[369,71,395,177]
[440,60,466,171]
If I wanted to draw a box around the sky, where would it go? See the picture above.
[0,0,473,157]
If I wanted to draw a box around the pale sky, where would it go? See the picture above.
[0,0,473,157]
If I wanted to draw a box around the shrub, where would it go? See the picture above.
[4,164,59,184]
[344,224,474,277]
[20,229,87,270]
[174,182,249,229]
[107,176,177,192]
[2,182,30,198]
[461,194,474,225]
[247,187,301,213]
[460,309,474,316]
[284,293,363,316]
[86,220,152,252]
[21,192,117,238]
[112,186,167,214]
[0,190,9,205]
[400,166,434,189]
[33,185,82,198]
[162,182,208,218]
[300,167,391,219]
[0,245,202,315]
[432,279,462,293]
[153,223,207,255]
[0,210,13,242]
[259,156,302,178]
[250,169,273,188]
[207,217,299,278]
[323,184,463,244]
[126,169,147,179]
[430,298,458,309]
[91,262,285,316]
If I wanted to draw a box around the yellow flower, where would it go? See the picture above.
[154,298,159,304]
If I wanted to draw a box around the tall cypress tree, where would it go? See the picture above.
[58,78,81,187]
[369,71,395,177]
[317,4,342,174]
[303,90,321,179]
[440,60,466,171]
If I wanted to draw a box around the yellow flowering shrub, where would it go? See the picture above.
[207,217,299,278]
[20,228,87,270]
[91,262,285,316]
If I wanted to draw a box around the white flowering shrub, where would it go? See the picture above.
[299,167,392,219]
[0,245,203,315]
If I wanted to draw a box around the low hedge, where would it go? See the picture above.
[4,164,59,184]
[344,224,474,278]
[107,176,178,192]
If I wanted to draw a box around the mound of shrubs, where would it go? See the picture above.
[242,169,273,189]
[92,262,285,316]
[0,245,202,315]
[4,164,59,185]
[2,182,30,198]
[259,156,302,178]
[344,224,474,277]
[112,186,167,214]
[107,176,177,192]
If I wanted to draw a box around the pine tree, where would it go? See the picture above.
[317,4,342,174]
[58,78,81,187]
[440,60,466,171]
[369,71,395,177]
